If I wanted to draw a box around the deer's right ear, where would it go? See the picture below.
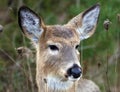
[18,6,44,43]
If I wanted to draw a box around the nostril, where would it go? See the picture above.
[71,67,82,78]
[67,66,82,79]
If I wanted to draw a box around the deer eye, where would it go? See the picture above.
[48,45,59,51]
[75,45,79,49]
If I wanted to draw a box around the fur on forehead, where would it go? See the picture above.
[45,25,79,39]
[52,25,74,39]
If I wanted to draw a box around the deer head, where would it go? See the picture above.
[18,4,100,91]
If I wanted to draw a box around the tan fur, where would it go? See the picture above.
[35,25,100,92]
[18,4,101,92]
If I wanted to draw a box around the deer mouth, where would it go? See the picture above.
[65,73,82,82]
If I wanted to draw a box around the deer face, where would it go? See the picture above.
[18,4,100,90]
[39,25,81,80]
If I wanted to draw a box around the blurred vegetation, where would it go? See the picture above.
[0,0,120,92]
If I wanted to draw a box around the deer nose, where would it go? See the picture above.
[67,64,82,79]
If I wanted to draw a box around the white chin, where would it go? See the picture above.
[47,76,74,90]
[68,75,82,82]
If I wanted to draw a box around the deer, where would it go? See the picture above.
[18,4,100,92]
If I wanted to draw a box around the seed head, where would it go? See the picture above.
[0,25,3,33]
[16,46,33,59]
[103,19,111,31]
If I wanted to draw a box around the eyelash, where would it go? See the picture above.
[48,44,79,51]
[48,45,59,51]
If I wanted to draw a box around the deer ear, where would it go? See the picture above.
[67,4,100,40]
[18,6,44,43]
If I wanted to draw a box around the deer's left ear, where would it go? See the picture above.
[66,4,100,40]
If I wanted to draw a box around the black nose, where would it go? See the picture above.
[67,64,82,78]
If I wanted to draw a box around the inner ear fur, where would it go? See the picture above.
[18,6,45,43]
[67,4,100,27]
[65,4,100,40]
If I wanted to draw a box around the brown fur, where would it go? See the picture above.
[18,4,101,92]
[35,25,100,92]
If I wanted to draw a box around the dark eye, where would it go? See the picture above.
[48,45,59,51]
[75,45,79,49]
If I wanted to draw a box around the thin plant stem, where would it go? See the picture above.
[106,31,111,92]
